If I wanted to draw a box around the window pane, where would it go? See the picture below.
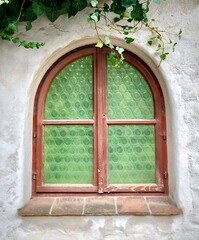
[107,59,154,119]
[108,125,155,184]
[44,125,93,184]
[45,56,93,119]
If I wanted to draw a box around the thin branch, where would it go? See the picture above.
[17,0,26,22]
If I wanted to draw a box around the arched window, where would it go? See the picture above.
[33,45,167,195]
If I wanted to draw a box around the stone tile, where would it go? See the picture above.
[84,197,116,215]
[18,197,55,216]
[51,197,84,215]
[146,196,183,215]
[117,196,149,215]
[18,196,182,216]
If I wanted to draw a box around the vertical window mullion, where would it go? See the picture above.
[96,48,108,193]
[102,51,108,191]
[93,51,98,189]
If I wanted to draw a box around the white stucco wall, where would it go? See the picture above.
[0,0,199,239]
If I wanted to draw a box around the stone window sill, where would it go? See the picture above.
[18,196,182,216]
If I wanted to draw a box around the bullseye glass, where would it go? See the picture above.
[108,125,156,184]
[44,125,93,184]
[107,59,154,119]
[45,56,93,120]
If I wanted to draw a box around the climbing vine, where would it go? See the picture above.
[0,0,182,63]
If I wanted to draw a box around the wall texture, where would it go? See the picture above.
[0,0,199,239]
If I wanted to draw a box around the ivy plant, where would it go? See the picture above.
[0,0,182,64]
[87,0,182,65]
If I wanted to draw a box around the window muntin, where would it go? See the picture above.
[33,46,167,195]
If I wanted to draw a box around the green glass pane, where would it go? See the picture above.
[107,59,154,119]
[108,125,155,184]
[44,125,93,184]
[45,56,93,119]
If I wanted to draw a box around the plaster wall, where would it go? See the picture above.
[0,0,199,239]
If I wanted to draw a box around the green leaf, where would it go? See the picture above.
[178,28,182,40]
[0,5,6,24]
[123,10,131,18]
[114,17,120,23]
[24,5,37,22]
[12,37,19,43]
[122,0,138,8]
[104,36,111,45]
[0,32,12,40]
[90,12,100,22]
[18,40,44,49]
[0,0,9,5]
[116,46,124,54]
[121,25,133,30]
[109,44,114,49]
[142,8,149,22]
[114,58,121,67]
[7,0,20,18]
[173,42,177,52]
[72,0,87,12]
[26,22,32,31]
[103,3,109,12]
[60,1,71,15]
[125,37,135,43]
[108,51,117,59]
[131,3,144,21]
[5,21,18,34]
[150,36,157,41]
[95,40,103,48]
[32,2,45,17]
[19,40,28,48]
[46,7,59,22]
[61,1,70,9]
[148,40,153,46]
[61,0,88,17]
[108,51,122,68]
[110,0,126,15]
[156,44,162,51]
[104,36,114,49]
[90,0,98,7]
[160,52,169,60]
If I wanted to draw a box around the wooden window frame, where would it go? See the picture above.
[32,45,168,196]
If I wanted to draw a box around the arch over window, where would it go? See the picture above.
[33,45,167,195]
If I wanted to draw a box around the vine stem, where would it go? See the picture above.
[17,0,26,22]
[100,13,123,34]
[93,21,123,61]
[93,21,103,42]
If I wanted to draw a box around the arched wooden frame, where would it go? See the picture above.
[32,45,168,196]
